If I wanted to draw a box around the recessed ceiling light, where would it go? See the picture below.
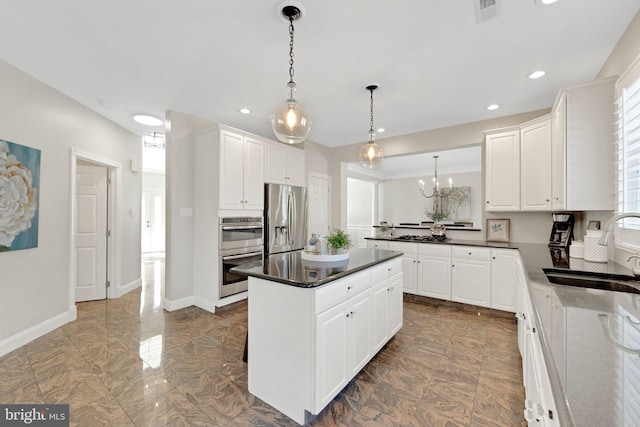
[535,0,559,5]
[528,70,546,79]
[376,127,386,133]
[133,114,164,126]
[239,108,251,114]
[487,104,500,111]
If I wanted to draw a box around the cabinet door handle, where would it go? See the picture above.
[486,201,490,204]
[347,285,353,291]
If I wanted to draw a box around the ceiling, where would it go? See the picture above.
[0,1,638,148]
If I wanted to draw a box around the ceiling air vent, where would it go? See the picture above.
[475,0,502,23]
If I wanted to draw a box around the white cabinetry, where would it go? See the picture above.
[451,246,491,308]
[387,241,418,294]
[219,130,264,210]
[485,116,551,212]
[265,142,306,187]
[371,261,403,353]
[315,283,371,409]
[366,240,389,250]
[490,249,518,312]
[485,128,520,211]
[550,77,615,211]
[520,116,551,211]
[417,244,452,300]
[248,258,403,424]
[522,285,560,426]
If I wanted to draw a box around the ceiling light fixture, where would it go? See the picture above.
[528,70,546,79]
[271,4,311,144]
[240,108,251,114]
[133,114,164,126]
[535,0,559,5]
[487,104,500,111]
[359,85,384,169]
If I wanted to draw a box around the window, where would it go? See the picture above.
[614,55,640,248]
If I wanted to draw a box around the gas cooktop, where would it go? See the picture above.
[391,235,449,242]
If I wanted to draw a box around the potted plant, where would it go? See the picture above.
[326,228,353,255]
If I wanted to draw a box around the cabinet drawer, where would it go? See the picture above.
[315,270,370,314]
[372,258,402,283]
[417,244,451,257]
[387,241,418,254]
[451,246,491,261]
[366,240,389,250]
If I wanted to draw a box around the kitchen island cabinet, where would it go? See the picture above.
[233,248,402,425]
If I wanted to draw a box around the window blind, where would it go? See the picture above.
[616,74,640,230]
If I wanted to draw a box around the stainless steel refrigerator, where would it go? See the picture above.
[264,183,308,255]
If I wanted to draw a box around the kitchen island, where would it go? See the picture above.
[231,247,403,425]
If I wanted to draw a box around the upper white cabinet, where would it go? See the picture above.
[551,77,615,211]
[219,129,264,210]
[485,128,521,211]
[485,117,551,212]
[520,116,552,211]
[265,142,306,187]
[485,76,615,212]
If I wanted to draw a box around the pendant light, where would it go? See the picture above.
[271,4,311,144]
[359,85,384,169]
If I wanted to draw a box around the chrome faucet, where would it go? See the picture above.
[598,213,640,245]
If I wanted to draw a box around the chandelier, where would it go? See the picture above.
[419,155,454,222]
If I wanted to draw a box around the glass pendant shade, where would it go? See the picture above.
[359,141,384,169]
[271,83,311,144]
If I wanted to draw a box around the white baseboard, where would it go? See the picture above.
[194,296,216,313]
[117,278,142,298]
[163,296,194,312]
[0,309,75,358]
[215,291,248,308]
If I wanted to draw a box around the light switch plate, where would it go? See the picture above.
[180,208,193,217]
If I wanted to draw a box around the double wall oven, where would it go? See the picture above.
[219,217,263,298]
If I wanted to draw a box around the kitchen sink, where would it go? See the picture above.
[543,268,640,294]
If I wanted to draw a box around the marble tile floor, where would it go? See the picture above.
[0,256,526,426]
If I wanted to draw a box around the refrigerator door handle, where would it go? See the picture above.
[288,191,294,245]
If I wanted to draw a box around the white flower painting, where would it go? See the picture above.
[0,139,40,251]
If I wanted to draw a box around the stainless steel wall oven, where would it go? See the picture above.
[219,217,263,298]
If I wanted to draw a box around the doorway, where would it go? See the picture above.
[141,189,165,254]
[346,177,378,247]
[70,149,121,303]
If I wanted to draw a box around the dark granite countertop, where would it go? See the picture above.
[517,243,640,427]
[365,236,520,250]
[230,247,403,288]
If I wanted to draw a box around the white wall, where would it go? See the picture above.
[0,60,142,356]
[381,171,482,228]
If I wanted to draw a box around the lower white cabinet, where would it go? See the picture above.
[315,288,371,410]
[365,240,518,312]
[387,241,418,294]
[491,249,518,312]
[451,246,491,308]
[371,262,403,353]
[417,244,452,300]
[518,262,560,427]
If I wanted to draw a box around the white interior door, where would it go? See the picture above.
[75,164,108,302]
[308,173,330,235]
[142,189,165,253]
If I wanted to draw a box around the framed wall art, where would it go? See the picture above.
[486,218,510,242]
[0,138,40,252]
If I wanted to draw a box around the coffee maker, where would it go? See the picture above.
[549,213,575,247]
